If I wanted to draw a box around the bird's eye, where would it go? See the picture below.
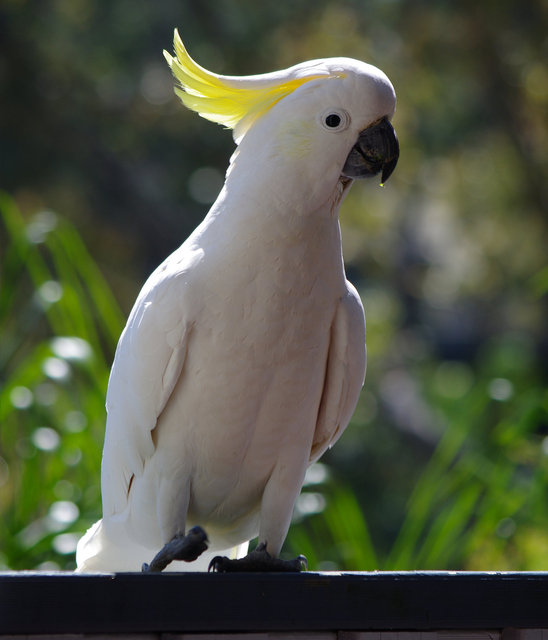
[320,109,350,132]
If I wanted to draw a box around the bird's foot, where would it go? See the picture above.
[208,542,307,573]
[142,525,208,572]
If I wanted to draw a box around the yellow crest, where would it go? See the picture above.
[164,30,336,141]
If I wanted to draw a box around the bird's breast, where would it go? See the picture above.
[149,219,347,528]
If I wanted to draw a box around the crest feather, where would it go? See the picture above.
[164,30,338,142]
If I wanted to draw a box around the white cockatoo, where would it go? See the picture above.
[76,30,398,572]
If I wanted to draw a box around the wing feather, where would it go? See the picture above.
[101,248,200,516]
[310,282,366,463]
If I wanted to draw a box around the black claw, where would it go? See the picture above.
[172,526,209,561]
[208,555,228,572]
[142,525,209,573]
[208,545,307,573]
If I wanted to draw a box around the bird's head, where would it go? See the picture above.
[164,30,399,191]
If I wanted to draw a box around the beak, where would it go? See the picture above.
[342,117,399,185]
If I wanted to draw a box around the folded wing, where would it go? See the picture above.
[310,282,366,463]
[101,253,197,517]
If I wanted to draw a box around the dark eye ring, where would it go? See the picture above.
[325,113,342,128]
[320,109,350,131]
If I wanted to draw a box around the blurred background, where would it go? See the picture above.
[1,0,547,571]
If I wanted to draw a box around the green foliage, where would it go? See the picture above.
[0,193,124,569]
[288,373,548,570]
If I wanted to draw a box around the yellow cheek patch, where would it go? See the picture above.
[273,120,315,159]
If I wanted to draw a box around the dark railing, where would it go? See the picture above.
[1,571,547,636]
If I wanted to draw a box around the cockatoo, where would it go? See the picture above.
[76,30,398,572]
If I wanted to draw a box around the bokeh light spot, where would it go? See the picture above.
[49,501,79,526]
[488,378,514,401]
[42,357,71,381]
[51,336,92,361]
[32,427,61,452]
[188,167,224,204]
[10,386,33,409]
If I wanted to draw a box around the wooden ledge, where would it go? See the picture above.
[1,571,548,635]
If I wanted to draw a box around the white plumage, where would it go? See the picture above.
[76,31,397,571]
